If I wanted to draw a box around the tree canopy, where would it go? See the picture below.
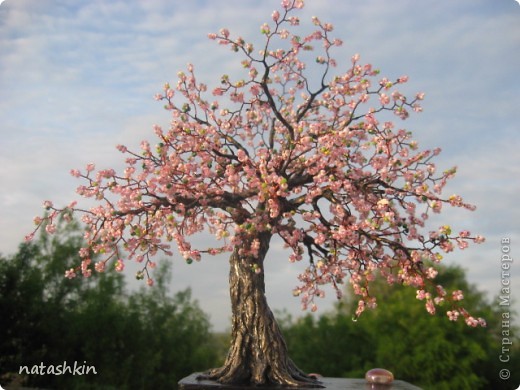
[28,0,485,327]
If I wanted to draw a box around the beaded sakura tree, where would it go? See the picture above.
[30,0,486,386]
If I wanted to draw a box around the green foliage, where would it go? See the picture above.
[0,220,219,389]
[278,312,374,378]
[280,265,519,390]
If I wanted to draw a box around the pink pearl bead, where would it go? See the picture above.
[365,368,394,384]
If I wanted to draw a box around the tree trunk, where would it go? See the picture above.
[202,232,321,387]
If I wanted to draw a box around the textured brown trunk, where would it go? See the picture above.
[202,232,321,387]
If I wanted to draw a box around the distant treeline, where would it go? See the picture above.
[0,220,220,389]
[279,263,520,390]
[1,220,518,389]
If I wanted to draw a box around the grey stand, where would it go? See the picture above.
[178,373,422,390]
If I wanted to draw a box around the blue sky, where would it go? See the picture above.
[1,0,519,331]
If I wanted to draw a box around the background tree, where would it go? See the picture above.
[29,0,485,386]
[281,264,519,390]
[1,220,218,389]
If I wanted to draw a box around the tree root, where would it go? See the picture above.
[199,358,324,388]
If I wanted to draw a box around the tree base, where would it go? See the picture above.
[178,372,423,389]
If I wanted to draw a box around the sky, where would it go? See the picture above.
[1,0,519,332]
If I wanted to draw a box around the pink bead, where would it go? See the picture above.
[365,368,394,384]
